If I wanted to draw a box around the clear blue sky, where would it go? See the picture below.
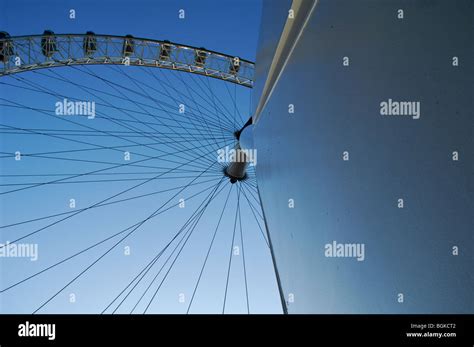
[0,0,283,314]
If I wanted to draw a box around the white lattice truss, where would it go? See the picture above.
[0,34,255,88]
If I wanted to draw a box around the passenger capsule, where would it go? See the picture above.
[229,56,240,75]
[194,48,207,67]
[122,34,135,57]
[0,32,14,62]
[41,30,58,58]
[83,31,97,56]
[160,40,172,61]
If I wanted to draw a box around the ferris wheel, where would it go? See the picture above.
[0,30,279,314]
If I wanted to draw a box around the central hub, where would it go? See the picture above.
[222,117,254,184]
[223,146,249,184]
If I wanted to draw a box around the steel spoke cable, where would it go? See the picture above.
[240,182,269,247]
[0,119,220,196]
[205,75,228,150]
[224,80,245,126]
[0,101,217,172]
[106,66,219,162]
[237,183,250,313]
[222,183,241,313]
[110,177,226,314]
[70,65,217,164]
[141,177,226,314]
[28,68,219,166]
[163,69,238,131]
[0,147,219,248]
[31,158,218,314]
[0,178,221,293]
[0,79,231,135]
[115,66,236,132]
[0,177,218,230]
[189,72,241,132]
[186,72,239,129]
[172,70,223,158]
[186,183,233,313]
[0,174,223,187]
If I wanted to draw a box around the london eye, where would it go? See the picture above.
[0,29,279,314]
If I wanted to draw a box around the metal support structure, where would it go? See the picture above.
[224,118,254,184]
[0,32,255,87]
